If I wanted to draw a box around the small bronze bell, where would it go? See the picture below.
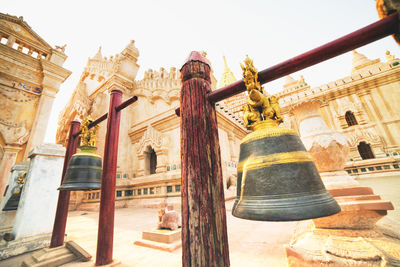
[58,146,102,191]
[3,172,26,211]
[2,191,22,211]
[58,116,102,191]
[232,56,340,221]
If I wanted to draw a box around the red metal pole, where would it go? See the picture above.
[95,90,122,266]
[207,12,399,103]
[50,120,81,248]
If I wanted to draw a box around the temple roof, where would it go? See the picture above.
[0,13,52,51]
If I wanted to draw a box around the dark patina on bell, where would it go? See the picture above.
[2,191,21,211]
[58,145,102,191]
[233,55,340,221]
[232,120,341,221]
[3,172,26,211]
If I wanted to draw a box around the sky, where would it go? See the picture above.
[3,0,400,143]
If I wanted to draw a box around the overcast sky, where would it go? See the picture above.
[3,0,400,142]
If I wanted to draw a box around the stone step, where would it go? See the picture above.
[22,241,92,267]
[22,252,75,267]
[339,199,394,211]
[32,246,70,262]
[328,186,374,197]
[335,194,381,202]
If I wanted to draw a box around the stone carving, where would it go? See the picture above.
[136,125,163,155]
[347,127,382,147]
[157,205,181,231]
[135,67,181,104]
[55,44,66,53]
[0,122,29,145]
[336,96,362,116]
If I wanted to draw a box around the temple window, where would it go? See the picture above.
[345,111,358,126]
[167,185,173,193]
[357,141,375,160]
[144,146,157,175]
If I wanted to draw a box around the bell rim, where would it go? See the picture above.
[232,191,341,221]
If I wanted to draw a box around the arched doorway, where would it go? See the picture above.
[358,141,375,160]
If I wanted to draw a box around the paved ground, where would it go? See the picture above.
[0,200,297,267]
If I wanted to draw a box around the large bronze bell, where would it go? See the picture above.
[58,145,102,191]
[232,120,341,221]
[233,55,340,221]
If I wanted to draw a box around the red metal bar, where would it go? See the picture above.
[207,12,399,103]
[116,95,138,112]
[73,95,138,137]
[95,90,122,266]
[50,120,81,248]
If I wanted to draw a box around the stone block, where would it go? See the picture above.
[142,229,181,244]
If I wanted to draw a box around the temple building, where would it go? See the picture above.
[277,50,400,178]
[56,38,400,210]
[0,13,71,202]
[56,43,246,210]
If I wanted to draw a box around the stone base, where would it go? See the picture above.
[286,221,400,267]
[21,241,91,267]
[134,229,181,252]
[0,233,51,260]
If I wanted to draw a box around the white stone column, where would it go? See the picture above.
[12,143,65,240]
[0,145,22,203]
[23,88,57,159]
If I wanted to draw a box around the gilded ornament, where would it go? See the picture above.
[80,116,99,147]
[240,55,283,130]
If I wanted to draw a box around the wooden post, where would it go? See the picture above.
[50,120,81,248]
[180,51,230,267]
[95,90,122,266]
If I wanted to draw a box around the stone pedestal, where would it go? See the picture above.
[134,229,182,252]
[0,143,65,260]
[286,100,399,266]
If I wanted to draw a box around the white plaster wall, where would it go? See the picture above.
[12,144,65,239]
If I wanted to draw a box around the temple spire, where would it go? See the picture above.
[218,56,237,88]
[93,46,103,60]
[351,50,373,73]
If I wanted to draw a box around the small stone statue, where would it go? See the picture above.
[157,205,181,231]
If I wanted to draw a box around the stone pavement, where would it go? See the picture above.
[0,200,297,267]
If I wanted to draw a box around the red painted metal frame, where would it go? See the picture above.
[50,121,81,248]
[95,90,122,266]
[174,12,399,118]
[50,94,137,254]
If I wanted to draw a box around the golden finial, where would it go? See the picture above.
[240,55,282,130]
[80,116,99,147]
[240,55,262,92]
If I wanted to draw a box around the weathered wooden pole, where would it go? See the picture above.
[180,51,230,267]
[50,120,81,248]
[95,90,122,266]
